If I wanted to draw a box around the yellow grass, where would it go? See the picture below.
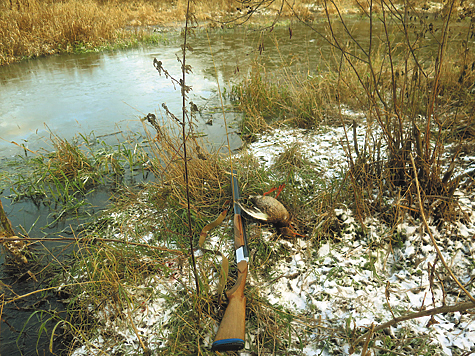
[0,0,450,66]
[0,0,237,65]
[0,0,125,65]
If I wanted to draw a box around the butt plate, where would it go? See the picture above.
[211,338,245,352]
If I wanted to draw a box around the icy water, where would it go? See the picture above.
[0,22,330,157]
[0,17,467,158]
[0,17,471,355]
[0,190,112,355]
[0,26,276,157]
[0,25,270,356]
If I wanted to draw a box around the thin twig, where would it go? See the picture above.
[385,281,396,319]
[351,300,475,349]
[126,303,151,356]
[0,199,15,236]
[409,153,475,304]
[360,323,374,356]
[4,281,103,305]
[180,0,200,296]
[180,0,202,349]
[0,236,184,255]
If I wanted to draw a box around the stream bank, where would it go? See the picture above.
[1,3,475,354]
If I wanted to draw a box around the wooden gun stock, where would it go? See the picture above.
[212,172,249,352]
[211,259,248,351]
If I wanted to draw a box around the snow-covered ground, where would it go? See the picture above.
[245,125,475,355]
[247,206,475,355]
[246,125,361,178]
[69,123,475,355]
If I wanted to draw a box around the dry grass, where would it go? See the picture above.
[0,0,323,66]
[46,134,94,182]
[0,0,126,65]
[143,115,231,219]
[234,0,475,229]
[233,60,344,135]
[273,142,308,169]
[54,127,334,354]
[0,0,456,66]
[325,3,475,226]
[0,0,237,65]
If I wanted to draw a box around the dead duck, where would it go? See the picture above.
[247,194,290,226]
[239,184,300,238]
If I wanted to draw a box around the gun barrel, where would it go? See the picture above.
[231,170,249,257]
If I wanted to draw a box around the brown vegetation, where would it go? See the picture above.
[0,0,455,66]
[1,0,123,65]
[236,0,475,228]
[0,0,237,65]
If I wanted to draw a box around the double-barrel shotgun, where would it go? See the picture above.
[211,170,249,352]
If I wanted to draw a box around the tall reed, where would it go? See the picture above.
[323,0,475,224]
[0,0,238,65]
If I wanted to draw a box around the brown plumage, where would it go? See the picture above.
[249,195,290,226]
[238,189,303,238]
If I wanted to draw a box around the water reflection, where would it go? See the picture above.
[0,18,471,356]
[0,32,245,157]
[0,24,333,157]
[0,20,470,157]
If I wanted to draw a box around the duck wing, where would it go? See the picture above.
[237,202,270,222]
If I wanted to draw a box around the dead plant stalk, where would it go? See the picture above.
[409,153,475,304]
[179,0,202,348]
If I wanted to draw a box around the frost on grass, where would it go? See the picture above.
[66,200,230,355]
[71,277,176,356]
[68,122,475,355]
[244,125,475,356]
[253,207,475,355]
[246,125,360,179]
